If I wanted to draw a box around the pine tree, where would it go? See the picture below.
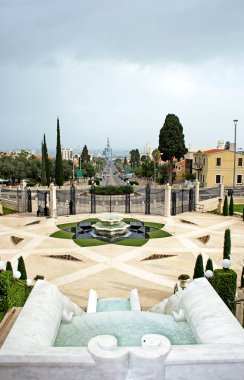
[193,254,204,279]
[55,118,64,187]
[229,195,234,216]
[205,258,213,272]
[6,261,13,272]
[223,228,231,259]
[223,195,229,216]
[158,114,188,185]
[41,141,46,186]
[80,145,90,163]
[17,256,27,280]
[43,134,51,186]
[241,267,244,288]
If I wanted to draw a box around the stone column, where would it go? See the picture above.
[219,182,224,199]
[164,183,171,217]
[194,179,200,205]
[49,183,57,218]
[21,180,27,212]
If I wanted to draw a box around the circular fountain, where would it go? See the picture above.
[92,215,130,240]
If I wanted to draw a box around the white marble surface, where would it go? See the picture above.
[87,288,98,313]
[129,289,141,311]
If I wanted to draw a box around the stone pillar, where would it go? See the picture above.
[164,183,171,217]
[219,183,224,199]
[21,180,27,212]
[217,198,223,215]
[50,183,57,218]
[195,179,200,205]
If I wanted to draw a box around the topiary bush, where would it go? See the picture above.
[229,195,234,216]
[243,207,244,221]
[6,261,13,272]
[205,258,213,272]
[223,228,231,259]
[193,254,204,279]
[223,195,229,216]
[17,256,27,280]
[92,185,133,195]
[0,271,32,312]
[212,268,237,314]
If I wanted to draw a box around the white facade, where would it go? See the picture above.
[61,148,72,160]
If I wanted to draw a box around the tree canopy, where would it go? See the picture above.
[159,114,187,184]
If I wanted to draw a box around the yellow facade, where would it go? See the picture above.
[192,150,244,187]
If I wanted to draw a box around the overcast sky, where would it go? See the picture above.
[1,0,244,153]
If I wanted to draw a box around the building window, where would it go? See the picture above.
[178,167,181,171]
[203,158,205,166]
[237,175,243,184]
[216,158,221,166]
[202,175,205,183]
[238,158,243,166]
[216,174,221,184]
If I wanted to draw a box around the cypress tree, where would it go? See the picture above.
[229,195,234,216]
[242,207,244,221]
[17,256,27,280]
[41,141,46,186]
[241,267,244,288]
[223,195,229,216]
[43,134,51,186]
[80,145,90,163]
[6,261,13,272]
[205,258,213,272]
[55,118,64,187]
[193,254,204,279]
[223,228,231,259]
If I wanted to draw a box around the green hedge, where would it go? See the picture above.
[212,268,237,314]
[92,185,134,195]
[0,271,32,312]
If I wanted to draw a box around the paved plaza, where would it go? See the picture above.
[0,212,243,310]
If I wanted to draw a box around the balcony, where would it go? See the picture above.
[192,163,202,170]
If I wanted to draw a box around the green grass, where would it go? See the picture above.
[122,218,141,223]
[50,230,74,239]
[57,222,78,230]
[74,238,107,247]
[2,207,17,215]
[144,222,164,229]
[234,204,244,213]
[147,230,171,239]
[114,238,149,246]
[0,311,6,322]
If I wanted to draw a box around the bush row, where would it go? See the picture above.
[91,185,134,195]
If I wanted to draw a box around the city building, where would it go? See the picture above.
[61,148,72,161]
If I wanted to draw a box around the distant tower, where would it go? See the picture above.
[103,138,112,161]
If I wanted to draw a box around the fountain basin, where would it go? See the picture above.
[93,215,130,238]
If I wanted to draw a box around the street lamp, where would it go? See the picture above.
[233,119,238,189]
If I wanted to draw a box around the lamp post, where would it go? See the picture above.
[233,119,238,189]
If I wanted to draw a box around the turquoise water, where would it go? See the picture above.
[97,298,131,312]
[54,311,196,347]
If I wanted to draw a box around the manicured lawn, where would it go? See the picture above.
[114,238,149,247]
[2,207,17,215]
[50,230,74,239]
[74,238,107,247]
[147,230,171,239]
[234,204,244,213]
[0,311,6,322]
[57,222,78,230]
[122,218,140,223]
[144,222,164,229]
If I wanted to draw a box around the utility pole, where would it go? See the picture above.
[233,119,238,189]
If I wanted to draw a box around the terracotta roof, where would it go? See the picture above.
[36,155,55,159]
[175,160,185,167]
[202,149,225,155]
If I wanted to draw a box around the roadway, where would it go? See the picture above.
[100,162,126,186]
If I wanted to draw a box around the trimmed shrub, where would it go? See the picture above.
[17,256,27,280]
[229,195,234,216]
[0,271,32,312]
[205,258,213,272]
[243,207,244,221]
[212,268,237,314]
[223,195,229,216]
[6,261,13,272]
[223,228,231,260]
[241,267,244,288]
[92,185,133,195]
[193,254,204,279]
[34,275,44,281]
[88,179,100,186]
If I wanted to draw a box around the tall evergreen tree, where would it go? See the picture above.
[80,145,90,163]
[241,267,244,288]
[43,134,51,186]
[223,228,231,259]
[41,141,46,186]
[159,114,188,185]
[17,256,27,280]
[193,254,204,279]
[223,195,229,216]
[205,258,213,272]
[229,194,234,216]
[6,261,13,272]
[55,118,64,187]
